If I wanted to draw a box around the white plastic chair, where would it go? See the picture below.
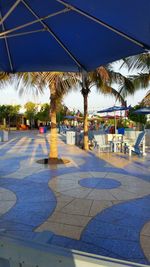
[124,131,146,156]
[94,134,111,152]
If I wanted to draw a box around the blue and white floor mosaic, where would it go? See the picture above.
[0,131,150,265]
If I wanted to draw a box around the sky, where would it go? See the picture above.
[0,61,149,113]
[0,82,147,113]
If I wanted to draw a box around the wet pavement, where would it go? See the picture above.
[0,130,150,265]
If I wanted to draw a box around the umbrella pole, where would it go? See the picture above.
[114,111,117,134]
[82,71,89,150]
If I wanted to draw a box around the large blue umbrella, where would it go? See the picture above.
[133,107,150,114]
[97,105,131,113]
[64,115,76,119]
[0,1,149,73]
[97,105,131,133]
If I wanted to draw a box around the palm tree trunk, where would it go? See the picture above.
[83,93,89,150]
[49,82,58,159]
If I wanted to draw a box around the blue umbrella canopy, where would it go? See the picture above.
[64,115,76,119]
[97,105,131,113]
[133,107,150,114]
[0,1,149,73]
[97,105,131,133]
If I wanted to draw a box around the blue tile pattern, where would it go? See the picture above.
[0,158,20,176]
[0,132,150,265]
[46,195,150,264]
[80,195,150,263]
[0,170,57,235]
[79,178,121,189]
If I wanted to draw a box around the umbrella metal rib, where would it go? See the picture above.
[0,29,46,40]
[0,8,70,38]
[21,0,84,70]
[57,0,149,50]
[0,1,84,71]
[0,12,14,72]
[0,0,21,26]
[0,0,149,73]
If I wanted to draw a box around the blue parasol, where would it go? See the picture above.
[97,105,131,113]
[64,115,76,119]
[133,107,150,114]
[0,1,149,73]
[97,105,131,133]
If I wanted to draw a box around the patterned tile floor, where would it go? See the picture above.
[0,130,150,265]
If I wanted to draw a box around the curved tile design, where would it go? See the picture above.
[0,187,16,215]
[81,195,150,264]
[49,171,150,200]
[140,213,150,261]
[0,133,150,265]
[0,170,57,236]
[79,178,121,189]
[0,158,21,176]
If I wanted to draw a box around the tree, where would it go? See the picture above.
[141,90,150,107]
[16,67,137,154]
[24,102,38,128]
[36,103,50,123]
[128,105,147,127]
[0,105,7,126]
[19,72,79,161]
[0,104,20,128]
[0,61,140,157]
[80,66,136,150]
[121,53,150,99]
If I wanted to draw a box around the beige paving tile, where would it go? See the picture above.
[95,152,129,168]
[121,185,150,195]
[0,188,16,215]
[60,188,92,198]
[53,191,61,197]
[90,172,108,178]
[141,222,150,236]
[78,173,93,178]
[57,194,75,203]
[47,212,91,227]
[0,188,16,201]
[61,198,93,216]
[0,201,16,215]
[87,189,116,201]
[54,196,74,211]
[140,235,150,261]
[89,200,113,217]
[36,221,83,239]
[110,190,139,201]
[50,182,79,192]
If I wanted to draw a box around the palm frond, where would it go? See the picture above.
[97,84,125,105]
[122,53,150,72]
[129,73,150,90]
[0,72,14,89]
[141,90,150,106]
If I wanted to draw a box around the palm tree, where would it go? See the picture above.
[121,52,150,95]
[80,66,136,150]
[141,90,150,106]
[17,72,79,161]
[80,73,90,150]
[0,65,137,156]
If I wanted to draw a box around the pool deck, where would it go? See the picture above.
[0,130,150,265]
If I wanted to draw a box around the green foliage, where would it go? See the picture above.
[36,103,50,122]
[56,104,70,122]
[24,102,38,120]
[0,104,20,119]
[128,105,147,124]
